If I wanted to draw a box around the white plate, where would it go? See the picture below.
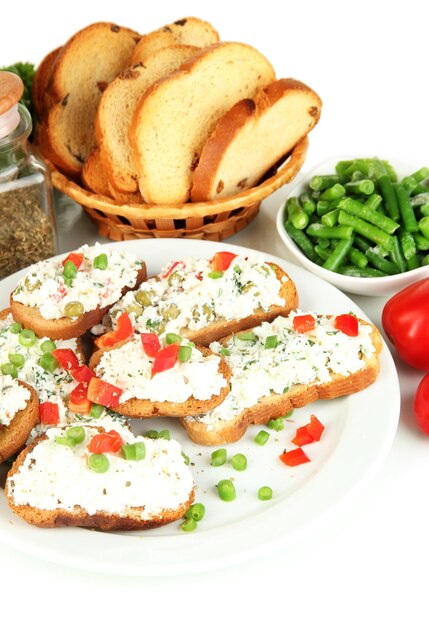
[0,239,400,575]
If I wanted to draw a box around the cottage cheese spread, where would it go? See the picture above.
[0,376,30,427]
[100,254,285,339]
[185,312,376,428]
[95,335,227,403]
[8,426,193,517]
[12,243,144,320]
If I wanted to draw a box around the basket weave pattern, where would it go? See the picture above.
[49,137,308,241]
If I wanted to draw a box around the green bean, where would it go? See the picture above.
[389,236,407,273]
[306,223,353,240]
[411,167,429,183]
[285,221,322,264]
[321,208,340,227]
[407,254,420,270]
[323,237,354,271]
[338,266,388,278]
[338,211,394,251]
[338,197,399,235]
[286,197,309,230]
[320,183,346,201]
[399,229,417,260]
[422,254,429,266]
[377,174,400,220]
[395,184,419,232]
[365,248,400,275]
[316,237,330,249]
[414,233,429,251]
[314,244,331,261]
[349,247,368,269]
[364,194,383,211]
[420,203,429,217]
[354,235,371,252]
[316,200,332,216]
[411,185,429,197]
[418,216,429,239]
[351,170,365,182]
[299,192,316,216]
[310,174,342,191]
[344,179,375,196]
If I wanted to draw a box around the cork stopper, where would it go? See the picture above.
[0,71,24,139]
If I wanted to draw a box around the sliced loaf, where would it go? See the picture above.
[130,42,276,204]
[131,16,219,64]
[191,78,322,201]
[96,45,200,195]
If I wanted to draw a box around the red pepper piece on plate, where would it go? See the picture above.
[210,251,237,272]
[279,448,310,467]
[293,314,316,334]
[61,252,84,270]
[87,377,123,408]
[291,426,314,447]
[334,313,359,337]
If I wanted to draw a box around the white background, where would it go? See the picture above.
[2,1,429,624]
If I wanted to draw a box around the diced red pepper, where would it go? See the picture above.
[87,377,123,408]
[335,313,359,337]
[69,397,92,414]
[161,260,185,279]
[141,332,161,358]
[70,364,95,384]
[61,252,84,270]
[88,429,123,454]
[68,382,92,414]
[291,426,314,447]
[306,414,325,442]
[39,401,60,425]
[279,448,311,467]
[210,251,237,272]
[52,348,79,370]
[95,312,133,349]
[293,314,316,334]
[152,343,180,376]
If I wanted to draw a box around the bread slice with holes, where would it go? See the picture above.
[44,22,140,177]
[5,425,194,530]
[89,337,231,418]
[191,78,322,201]
[129,42,276,204]
[131,16,219,64]
[180,312,383,445]
[0,381,39,464]
[96,45,200,195]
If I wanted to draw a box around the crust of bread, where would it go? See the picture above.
[9,265,147,340]
[191,78,322,201]
[180,320,383,445]
[0,382,39,464]
[5,430,195,530]
[131,16,219,64]
[89,343,231,418]
[129,41,276,204]
[32,47,62,120]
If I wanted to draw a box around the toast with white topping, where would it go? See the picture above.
[0,380,39,463]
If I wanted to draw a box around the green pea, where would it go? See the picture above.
[39,352,58,373]
[121,442,146,461]
[8,353,25,369]
[208,270,224,279]
[180,518,197,532]
[24,276,41,292]
[126,303,143,317]
[1,363,18,378]
[88,453,109,473]
[178,345,192,362]
[185,503,205,521]
[93,253,108,270]
[19,328,36,348]
[211,448,227,467]
[267,418,284,431]
[135,290,152,306]
[254,430,270,446]
[40,339,57,353]
[64,301,84,318]
[258,486,273,501]
[231,453,247,471]
[9,322,22,334]
[161,304,180,320]
[166,333,182,345]
[217,479,236,502]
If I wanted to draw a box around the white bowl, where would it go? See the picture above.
[276,156,429,296]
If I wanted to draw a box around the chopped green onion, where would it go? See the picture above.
[66,426,85,445]
[88,453,109,473]
[258,486,273,501]
[1,363,18,378]
[9,322,22,334]
[231,453,247,471]
[144,429,158,439]
[264,335,278,349]
[185,503,205,521]
[89,403,104,419]
[180,517,197,532]
[267,418,284,431]
[254,430,270,446]
[211,448,227,467]
[178,345,192,362]
[181,451,190,465]
[208,270,224,279]
[217,479,236,502]
[18,328,36,348]
[63,260,78,280]
[166,333,182,345]
[157,429,170,440]
[93,253,108,270]
[219,347,230,356]
[238,331,257,343]
[39,352,58,373]
[40,339,57,353]
[8,353,25,368]
[121,442,146,461]
[54,435,75,447]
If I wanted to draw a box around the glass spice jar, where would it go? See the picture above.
[0,70,57,279]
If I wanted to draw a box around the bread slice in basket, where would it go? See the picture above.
[181,311,383,445]
[81,147,144,203]
[5,425,194,530]
[10,244,147,340]
[89,336,231,418]
[96,44,200,195]
[97,253,298,346]
[130,16,219,64]
[129,42,276,204]
[191,78,322,201]
[44,22,140,176]
[32,47,62,121]
[0,380,39,464]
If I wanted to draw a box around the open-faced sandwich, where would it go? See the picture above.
[0,379,39,463]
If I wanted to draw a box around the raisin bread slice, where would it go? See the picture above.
[191,78,322,201]
[131,16,219,64]
[130,42,276,204]
[44,22,140,176]
[32,47,61,120]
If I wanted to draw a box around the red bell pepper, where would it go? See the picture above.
[293,314,316,334]
[88,430,123,454]
[152,343,180,376]
[95,312,133,349]
[279,448,310,467]
[70,364,95,384]
[414,373,429,435]
[87,377,123,408]
[141,333,161,358]
[291,415,325,446]
[161,260,185,279]
[382,277,429,371]
[334,313,359,337]
[291,426,314,447]
[52,348,79,371]
[39,401,60,425]
[69,382,92,414]
[210,251,237,272]
[61,252,84,270]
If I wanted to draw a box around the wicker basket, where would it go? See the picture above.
[49,137,308,242]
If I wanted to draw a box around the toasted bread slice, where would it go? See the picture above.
[10,245,147,340]
[5,425,194,530]
[89,337,231,418]
[181,312,383,445]
[96,45,200,195]
[130,42,276,204]
[131,16,219,64]
[32,47,62,120]
[0,381,39,464]
[101,255,298,347]
[81,147,144,203]
[44,22,140,176]
[191,78,322,201]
